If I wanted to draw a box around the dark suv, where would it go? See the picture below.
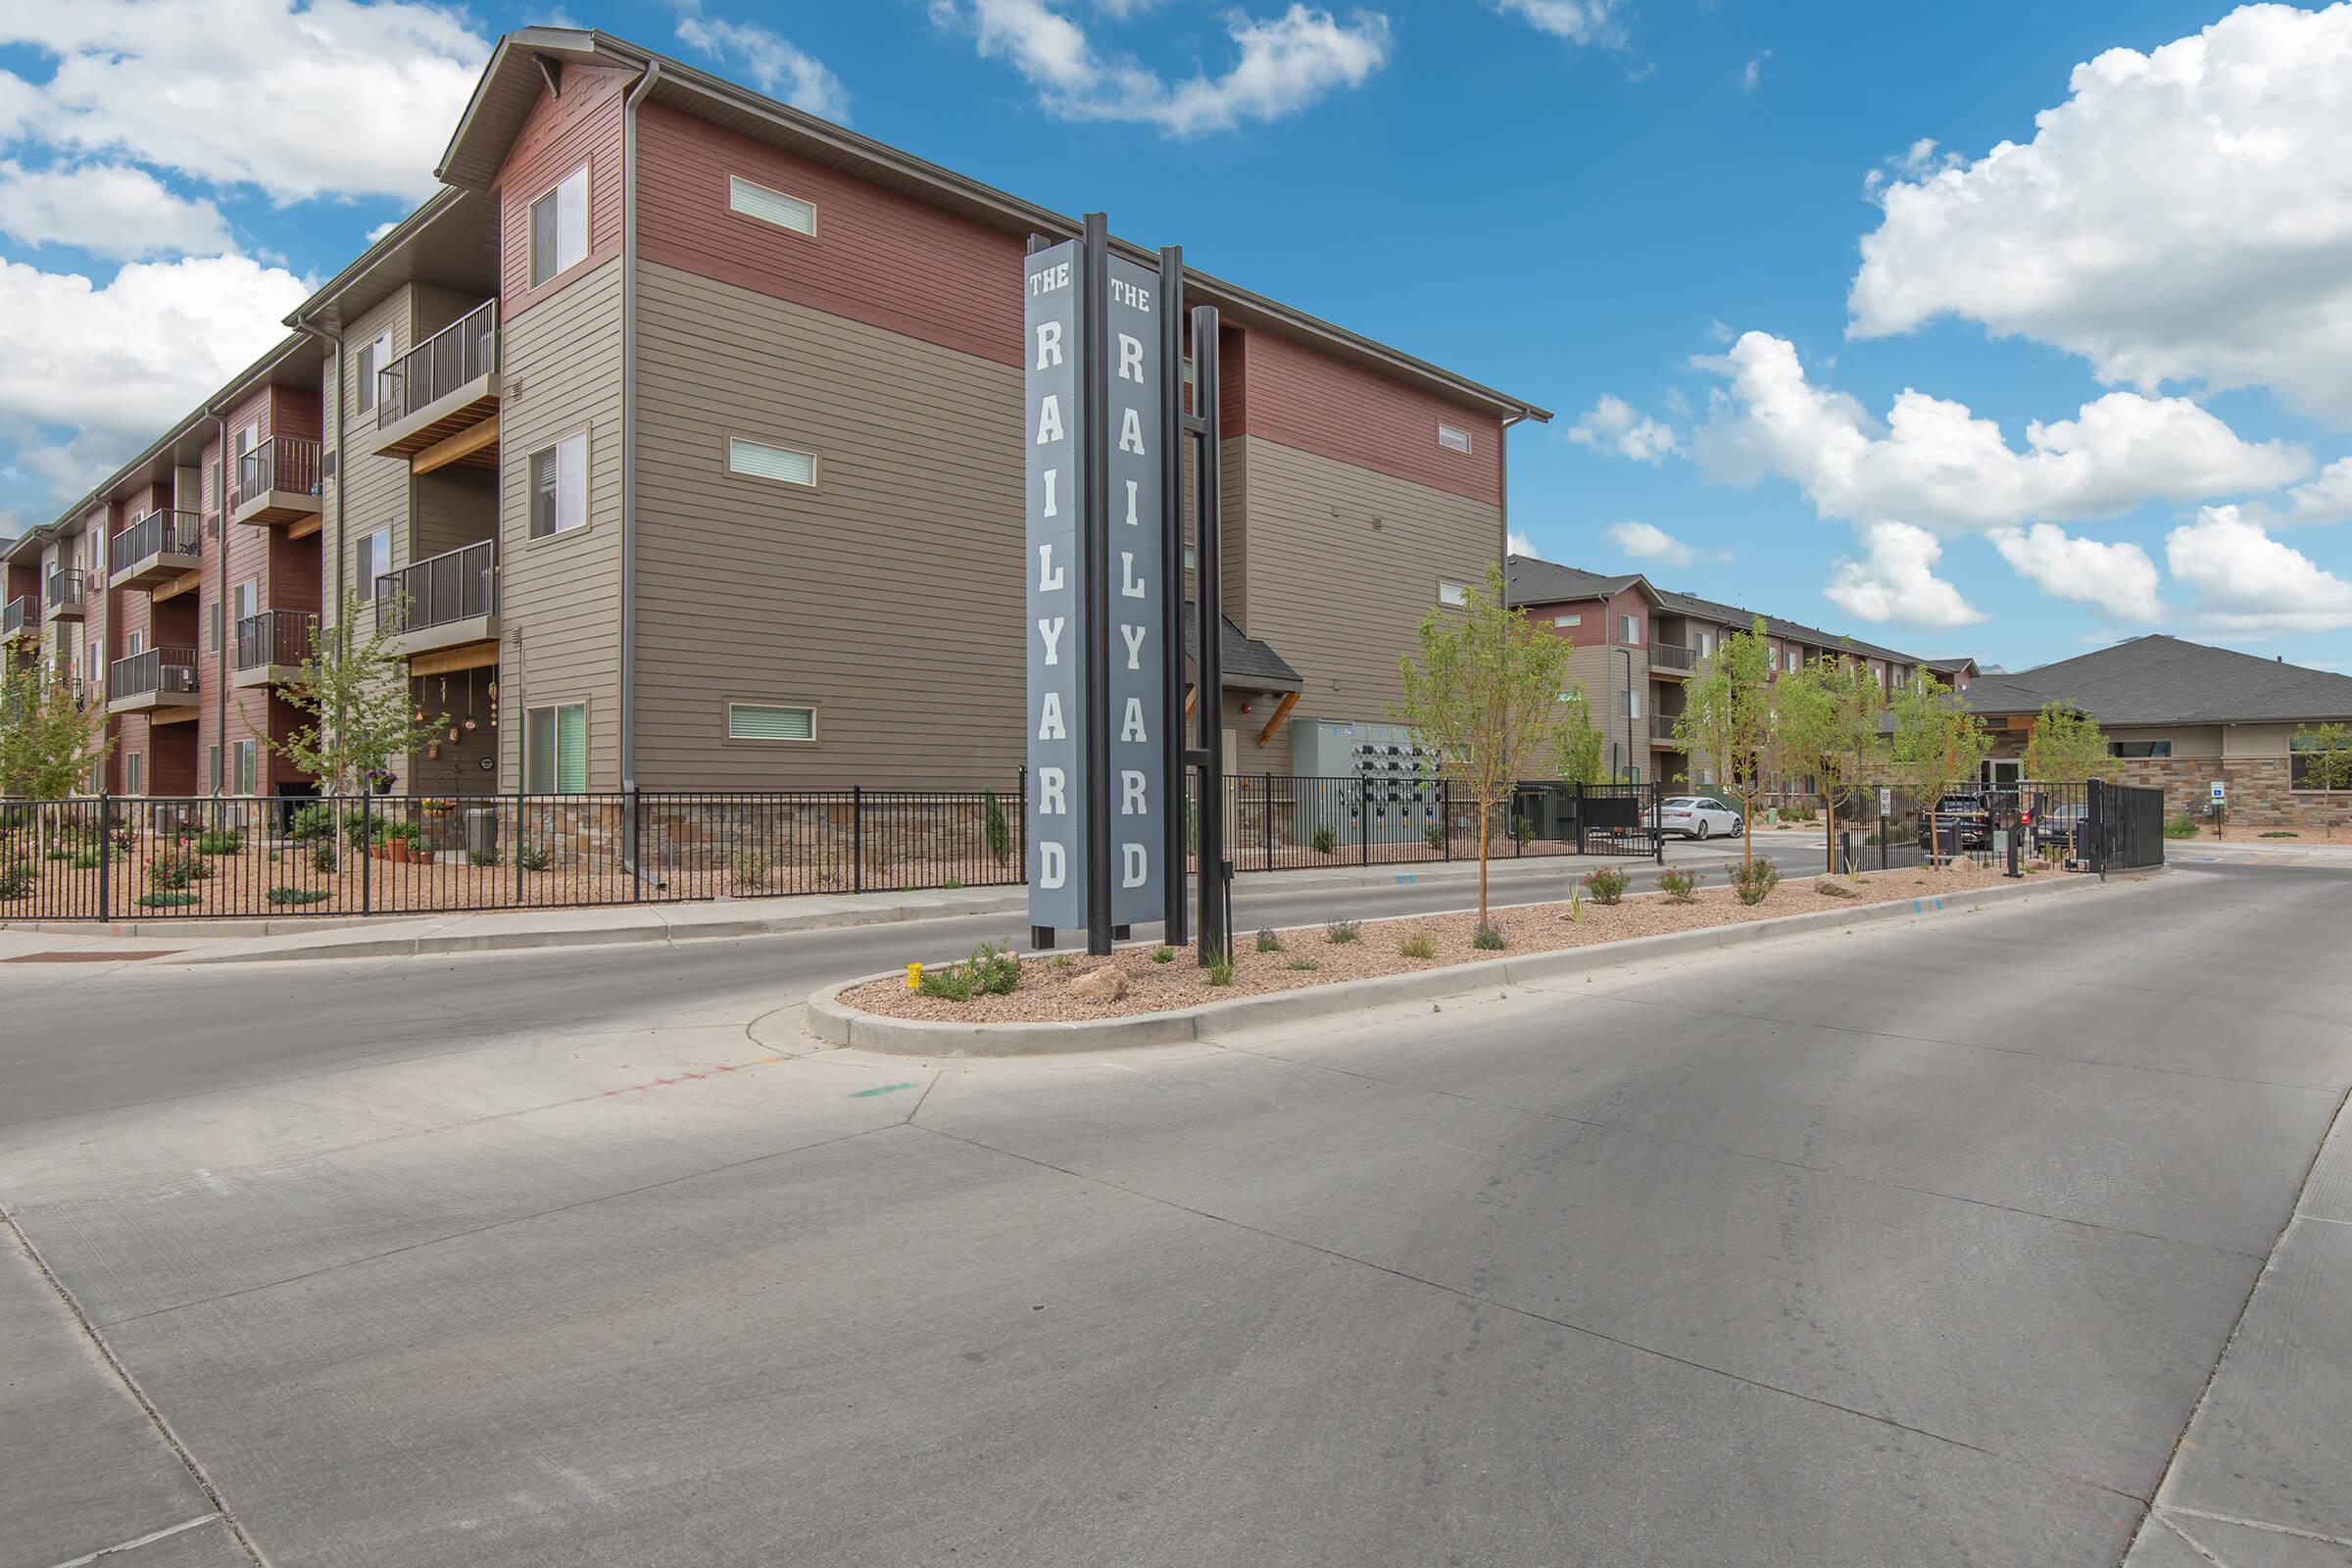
[1917,793,1995,852]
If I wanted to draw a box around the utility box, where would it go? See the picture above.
[1290,719,1442,848]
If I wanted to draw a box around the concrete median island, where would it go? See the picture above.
[809,859,2132,1054]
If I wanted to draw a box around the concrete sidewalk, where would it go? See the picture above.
[5,848,1690,965]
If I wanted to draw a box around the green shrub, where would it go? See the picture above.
[147,843,213,891]
[288,803,337,843]
[1285,956,1320,971]
[1254,927,1282,953]
[1582,865,1629,905]
[982,788,1012,867]
[1052,955,1075,970]
[1206,957,1235,987]
[311,841,339,875]
[917,941,1023,1002]
[371,820,423,847]
[1425,822,1446,851]
[2260,830,2299,839]
[45,847,69,860]
[1150,945,1175,963]
[136,891,199,908]
[2162,814,2198,840]
[1658,867,1699,903]
[1397,931,1436,960]
[942,877,963,890]
[69,849,99,870]
[266,886,333,906]
[0,857,33,900]
[1732,858,1780,906]
[730,849,770,892]
[515,842,553,872]
[194,828,244,856]
[1311,823,1338,856]
[1509,812,1534,846]
[1325,919,1361,944]
[466,847,500,867]
[1471,924,1506,951]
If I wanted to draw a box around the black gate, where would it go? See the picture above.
[2085,779,2166,873]
[1578,781,1664,859]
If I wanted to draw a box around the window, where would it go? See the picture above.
[2110,740,2173,759]
[1618,614,1642,645]
[357,527,391,600]
[728,175,815,235]
[1552,613,1581,628]
[1786,648,1801,673]
[231,740,257,796]
[126,753,142,794]
[525,703,588,794]
[1622,690,1642,718]
[1437,580,1467,607]
[208,745,221,794]
[530,434,590,537]
[87,638,100,685]
[232,579,257,624]
[726,703,815,742]
[727,437,815,488]
[208,602,221,653]
[1694,630,1713,657]
[1437,422,1472,454]
[355,331,392,415]
[1183,544,1197,570]
[125,629,144,657]
[529,166,589,287]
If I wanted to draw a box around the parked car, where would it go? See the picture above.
[1917,793,1994,852]
[2023,798,2087,858]
[1646,795,1744,841]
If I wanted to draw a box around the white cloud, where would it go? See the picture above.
[1506,530,1535,557]
[2242,457,2352,529]
[675,4,851,122]
[933,0,1390,135]
[1605,520,1725,567]
[0,161,233,258]
[2166,506,2352,634]
[1988,523,2163,622]
[1823,521,1985,627]
[365,218,400,243]
[1740,50,1770,91]
[0,254,309,487]
[1491,0,1621,46]
[0,0,490,203]
[1848,4,2352,424]
[1566,393,1678,463]
[1690,331,2307,532]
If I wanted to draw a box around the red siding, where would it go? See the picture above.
[634,101,1025,368]
[1238,327,1502,508]
[499,63,633,320]
[1525,596,1607,648]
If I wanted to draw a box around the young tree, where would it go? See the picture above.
[1673,614,1777,867]
[2023,702,2108,783]
[1777,652,1886,846]
[1395,564,1573,934]
[260,592,446,795]
[0,660,115,798]
[2291,722,2352,793]
[1555,682,1607,785]
[1887,671,1992,868]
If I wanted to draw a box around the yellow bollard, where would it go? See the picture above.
[906,962,922,990]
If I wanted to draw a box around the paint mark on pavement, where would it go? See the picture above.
[851,1082,918,1098]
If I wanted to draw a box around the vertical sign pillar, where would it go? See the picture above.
[1023,236,1085,939]
[1156,245,1188,945]
[1104,247,1165,936]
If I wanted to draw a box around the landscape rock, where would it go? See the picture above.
[1813,876,1860,899]
[1069,967,1127,1004]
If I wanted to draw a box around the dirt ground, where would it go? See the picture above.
[846,858,2032,1024]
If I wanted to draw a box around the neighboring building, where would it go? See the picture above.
[1959,635,2352,829]
[8,26,1544,800]
[1501,556,1926,786]
[1924,656,1978,691]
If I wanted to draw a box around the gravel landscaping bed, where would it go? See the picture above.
[844,859,2037,1024]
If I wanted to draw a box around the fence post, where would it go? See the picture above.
[1654,785,1665,863]
[1443,779,1452,861]
[1358,776,1369,867]
[852,785,864,894]
[1017,767,1027,882]
[1839,829,1852,876]
[360,789,372,913]
[514,785,525,906]
[1264,774,1275,872]
[97,793,111,921]
[1878,813,1889,872]
[628,785,643,898]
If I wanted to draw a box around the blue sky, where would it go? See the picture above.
[3,0,2349,672]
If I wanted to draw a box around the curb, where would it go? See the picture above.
[804,870,2150,1056]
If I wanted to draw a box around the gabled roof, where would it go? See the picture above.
[1960,635,2352,725]
[437,29,1547,424]
[1182,609,1301,691]
[1925,657,1979,677]
[1502,555,1650,607]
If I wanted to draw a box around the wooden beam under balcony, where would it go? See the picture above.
[409,640,499,676]
[153,569,203,604]
[412,413,501,474]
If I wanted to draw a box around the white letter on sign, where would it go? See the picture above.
[1122,768,1147,814]
[1039,842,1066,889]
[1116,332,1143,384]
[1039,766,1066,815]
[1121,552,1146,599]
[1043,467,1058,518]
[1122,843,1148,888]
[1039,691,1065,741]
[1036,615,1065,665]
[1037,544,1064,592]
[1118,406,1144,456]
[1035,394,1063,445]
[1123,478,1138,526]
[1035,320,1062,368]
[1121,697,1147,742]
[1121,622,1146,670]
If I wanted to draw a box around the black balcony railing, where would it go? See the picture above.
[109,510,202,577]
[374,540,496,637]
[233,435,322,508]
[108,646,200,704]
[377,299,498,428]
[236,609,315,670]
[2,595,30,638]
[1650,643,1695,671]
[45,570,85,612]
[1651,714,1680,741]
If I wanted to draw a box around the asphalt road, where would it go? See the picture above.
[3,856,2345,1566]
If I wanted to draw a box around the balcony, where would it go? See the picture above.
[233,609,315,689]
[44,569,86,621]
[371,300,501,466]
[230,436,324,530]
[108,646,200,714]
[109,510,203,590]
[1651,714,1683,743]
[1649,643,1696,675]
[375,540,497,662]
[2,595,33,645]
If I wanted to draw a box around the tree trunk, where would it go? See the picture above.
[1476,808,1491,931]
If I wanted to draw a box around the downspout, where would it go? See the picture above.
[295,318,345,791]
[619,60,660,800]
[209,406,229,794]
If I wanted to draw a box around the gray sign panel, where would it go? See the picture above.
[1104,253,1165,924]
[1024,239,1084,929]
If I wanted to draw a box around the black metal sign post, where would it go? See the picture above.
[1186,303,1229,964]
[1157,245,1189,947]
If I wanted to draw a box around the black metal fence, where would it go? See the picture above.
[2086,779,2166,873]
[0,775,1662,922]
[1829,779,2161,876]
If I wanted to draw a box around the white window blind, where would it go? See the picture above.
[1437,422,1472,454]
[729,438,815,487]
[530,434,588,536]
[727,704,815,742]
[526,704,587,793]
[728,176,814,235]
[1552,613,1581,628]
[1437,580,1467,607]
[530,168,589,286]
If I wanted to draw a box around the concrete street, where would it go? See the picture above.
[3,857,2346,1566]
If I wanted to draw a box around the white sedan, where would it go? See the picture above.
[1648,796,1744,841]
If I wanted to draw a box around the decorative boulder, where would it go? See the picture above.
[1070,967,1127,1004]
[1813,876,1860,899]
